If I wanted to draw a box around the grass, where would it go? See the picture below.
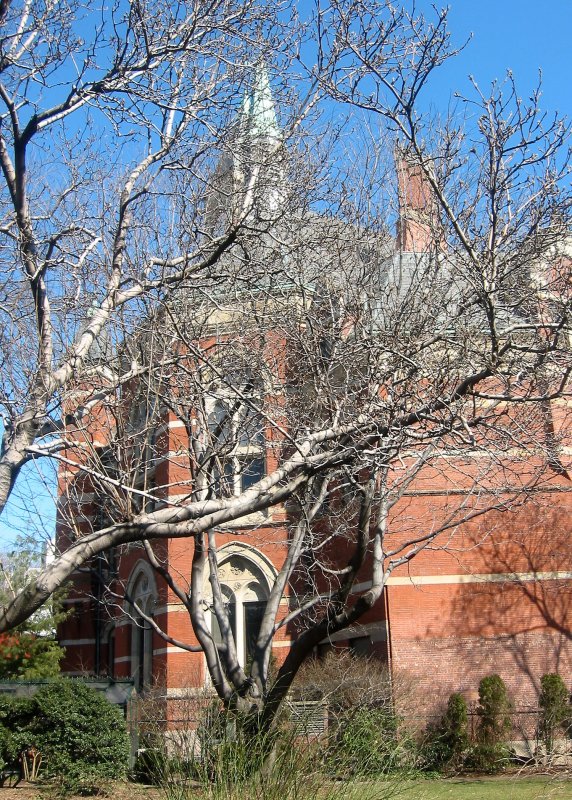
[129,776,572,800]
[372,776,572,800]
[115,776,572,800]
[5,775,572,800]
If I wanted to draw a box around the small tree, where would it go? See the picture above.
[0,632,62,681]
[538,673,570,754]
[0,550,65,680]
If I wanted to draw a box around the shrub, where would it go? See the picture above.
[0,680,130,794]
[294,653,418,776]
[421,692,469,772]
[32,680,130,791]
[476,674,512,745]
[0,695,40,773]
[293,651,393,711]
[329,705,401,776]
[465,742,511,774]
[467,675,513,773]
[538,673,570,754]
[0,722,20,774]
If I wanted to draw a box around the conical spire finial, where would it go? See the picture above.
[240,62,281,142]
[205,63,285,231]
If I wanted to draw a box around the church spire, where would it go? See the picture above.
[240,62,282,143]
[205,63,286,231]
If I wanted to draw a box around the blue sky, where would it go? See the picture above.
[420,1,572,118]
[0,426,56,558]
[1,0,571,554]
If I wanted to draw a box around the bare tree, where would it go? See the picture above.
[0,0,570,733]
[0,0,308,590]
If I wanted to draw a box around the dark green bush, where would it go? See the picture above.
[476,674,512,745]
[0,724,19,773]
[0,695,40,773]
[467,675,513,773]
[421,692,469,772]
[538,673,570,753]
[0,680,130,794]
[33,680,130,789]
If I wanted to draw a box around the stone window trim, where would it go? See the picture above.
[126,561,158,692]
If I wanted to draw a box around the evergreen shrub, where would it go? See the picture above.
[0,695,38,774]
[421,692,469,772]
[538,673,570,754]
[476,674,512,744]
[466,674,512,773]
[0,680,130,794]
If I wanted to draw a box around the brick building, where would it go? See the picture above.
[57,67,572,717]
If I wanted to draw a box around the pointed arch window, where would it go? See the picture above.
[128,569,156,692]
[209,554,269,667]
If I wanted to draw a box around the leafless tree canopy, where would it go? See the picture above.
[0,0,570,726]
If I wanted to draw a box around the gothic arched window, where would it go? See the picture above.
[128,568,156,692]
[209,554,269,666]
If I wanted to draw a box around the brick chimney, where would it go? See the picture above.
[396,150,436,253]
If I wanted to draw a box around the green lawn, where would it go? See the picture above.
[371,777,572,800]
[78,776,572,800]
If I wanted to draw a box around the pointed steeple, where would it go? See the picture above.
[205,64,287,231]
[240,62,282,143]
